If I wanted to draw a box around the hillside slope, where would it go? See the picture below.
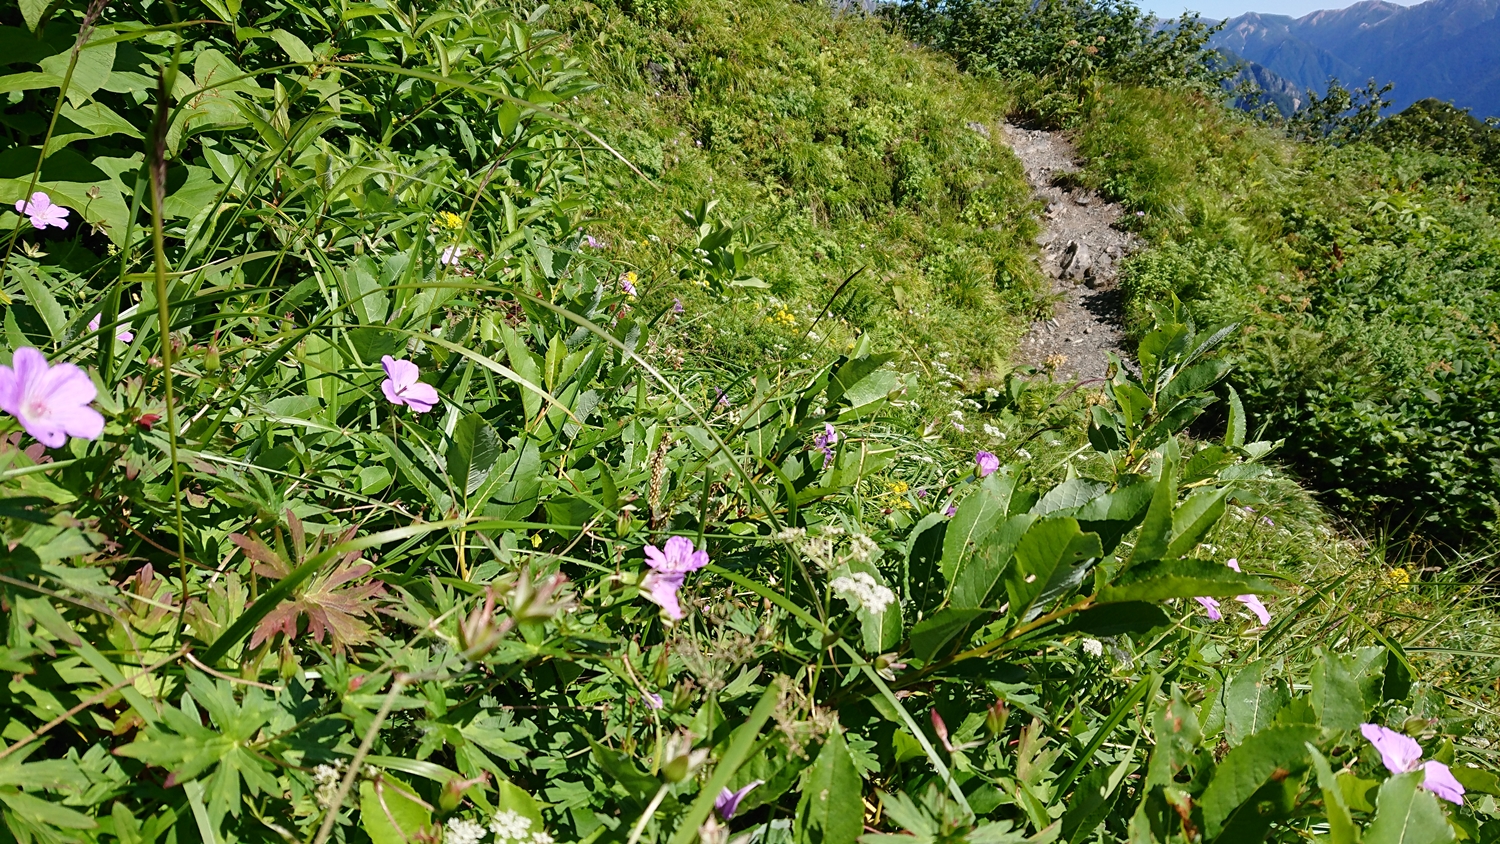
[1211,0,1500,116]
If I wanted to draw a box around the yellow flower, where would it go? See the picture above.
[437,211,465,231]
[765,309,797,328]
[1387,567,1411,591]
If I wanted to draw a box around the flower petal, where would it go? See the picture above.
[399,381,439,413]
[1235,594,1271,625]
[1195,596,1222,621]
[1360,723,1424,774]
[641,569,686,620]
[1421,760,1465,805]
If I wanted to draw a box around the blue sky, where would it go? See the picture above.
[1138,0,1419,21]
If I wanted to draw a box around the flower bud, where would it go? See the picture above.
[661,732,710,783]
[438,774,489,812]
[985,699,1010,738]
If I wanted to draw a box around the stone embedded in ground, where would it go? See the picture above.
[1076,193,1091,206]
[1061,241,1092,281]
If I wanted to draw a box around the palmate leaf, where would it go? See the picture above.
[232,513,385,653]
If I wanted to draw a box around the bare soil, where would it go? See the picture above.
[1005,121,1137,382]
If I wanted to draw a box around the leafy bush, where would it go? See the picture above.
[1078,84,1500,546]
[891,0,1229,101]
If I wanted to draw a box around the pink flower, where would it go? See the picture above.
[380,356,439,413]
[439,246,461,266]
[640,536,710,621]
[15,192,69,230]
[1360,723,1465,804]
[715,780,762,820]
[1196,560,1270,625]
[1226,559,1271,625]
[0,347,104,448]
[88,314,133,342]
[975,451,999,478]
[1422,761,1467,805]
[1194,596,1222,621]
[672,298,685,314]
[944,504,957,517]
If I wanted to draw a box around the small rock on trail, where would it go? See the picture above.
[1004,121,1137,382]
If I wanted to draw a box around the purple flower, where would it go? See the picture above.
[672,298,685,314]
[380,355,439,413]
[582,234,603,249]
[714,387,731,409]
[621,278,637,296]
[944,504,957,517]
[975,451,999,478]
[15,192,69,230]
[641,536,710,620]
[88,314,133,343]
[0,347,104,448]
[1361,723,1465,804]
[715,781,763,820]
[439,246,461,266]
[1423,761,1467,805]
[644,692,663,710]
[1194,596,1222,621]
[1226,559,1271,625]
[813,423,838,467]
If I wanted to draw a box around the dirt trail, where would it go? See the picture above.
[1004,121,1137,382]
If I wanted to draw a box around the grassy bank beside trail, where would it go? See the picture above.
[1074,84,1500,551]
[556,0,1045,378]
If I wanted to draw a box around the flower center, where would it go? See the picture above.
[24,397,50,420]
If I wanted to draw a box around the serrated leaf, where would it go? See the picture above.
[942,473,1019,584]
[1098,558,1271,604]
[1199,725,1317,837]
[1005,518,1101,621]
[1164,487,1227,560]
[1224,661,1291,747]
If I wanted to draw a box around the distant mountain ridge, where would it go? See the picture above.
[1208,0,1500,117]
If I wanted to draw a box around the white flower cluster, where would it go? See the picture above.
[848,533,878,563]
[1080,638,1104,657]
[487,810,552,844]
[831,573,896,614]
[983,424,1004,439]
[312,762,344,808]
[446,819,487,844]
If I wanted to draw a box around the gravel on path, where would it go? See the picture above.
[1004,121,1137,382]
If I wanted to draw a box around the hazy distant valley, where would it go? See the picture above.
[1209,0,1500,116]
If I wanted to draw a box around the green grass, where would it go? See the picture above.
[1071,83,1500,548]
[555,0,1045,378]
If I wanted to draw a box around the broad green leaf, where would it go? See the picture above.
[1164,486,1227,560]
[1311,648,1382,731]
[908,607,988,664]
[1364,772,1455,844]
[1127,442,1177,565]
[950,513,1033,609]
[1308,745,1359,844]
[1057,602,1169,636]
[1031,478,1110,518]
[0,791,96,829]
[21,0,52,31]
[1005,518,1101,621]
[795,728,863,844]
[1451,765,1500,796]
[942,473,1019,584]
[16,268,66,341]
[1199,725,1317,837]
[1223,661,1290,747]
[359,777,431,844]
[346,256,389,326]
[447,414,501,499]
[1225,384,1246,448]
[39,39,116,106]
[1098,558,1271,604]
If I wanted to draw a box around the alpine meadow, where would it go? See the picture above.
[2,0,1500,842]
